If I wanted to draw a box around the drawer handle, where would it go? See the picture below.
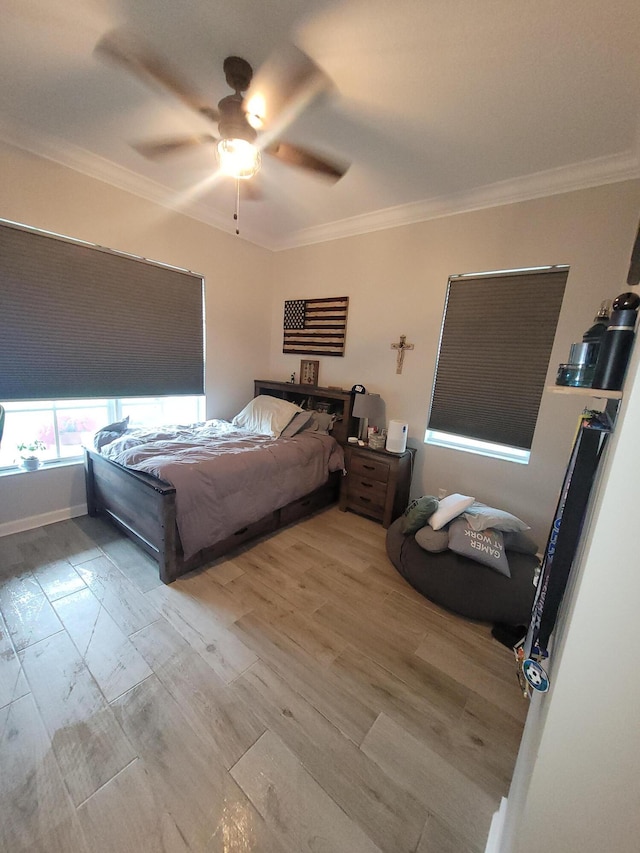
[301,499,311,507]
[360,481,374,488]
[234,526,249,536]
[359,496,372,504]
[363,464,375,470]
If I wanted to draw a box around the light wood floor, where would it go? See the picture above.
[0,506,528,853]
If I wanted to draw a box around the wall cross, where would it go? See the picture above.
[391,334,414,374]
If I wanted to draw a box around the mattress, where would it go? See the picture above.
[100,419,344,558]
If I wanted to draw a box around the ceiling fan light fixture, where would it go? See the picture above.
[245,93,266,129]
[216,138,261,179]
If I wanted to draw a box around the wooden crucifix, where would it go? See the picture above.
[391,334,414,374]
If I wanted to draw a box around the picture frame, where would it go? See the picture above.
[300,359,320,386]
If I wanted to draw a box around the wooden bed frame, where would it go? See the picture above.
[85,380,357,583]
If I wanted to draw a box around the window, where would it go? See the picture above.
[0,220,206,472]
[425,266,568,463]
[0,395,205,471]
[0,219,204,401]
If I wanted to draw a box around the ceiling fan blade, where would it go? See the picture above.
[132,134,217,159]
[95,30,220,123]
[265,142,348,182]
[244,43,332,133]
[627,222,640,286]
[240,178,264,201]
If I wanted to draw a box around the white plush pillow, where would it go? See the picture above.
[427,493,475,530]
[232,395,302,438]
[463,502,530,533]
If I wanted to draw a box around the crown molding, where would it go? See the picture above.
[0,116,275,250]
[273,149,640,251]
[1,115,638,253]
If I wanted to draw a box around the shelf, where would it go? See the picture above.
[546,385,622,400]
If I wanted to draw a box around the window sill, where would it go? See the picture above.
[424,430,530,465]
[545,384,622,400]
[0,457,83,478]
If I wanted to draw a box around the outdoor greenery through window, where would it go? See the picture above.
[0,396,206,471]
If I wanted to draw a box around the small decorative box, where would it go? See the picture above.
[368,434,386,450]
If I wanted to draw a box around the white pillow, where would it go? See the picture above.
[232,395,302,438]
[427,493,475,530]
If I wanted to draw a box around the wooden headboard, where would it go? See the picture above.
[254,379,357,445]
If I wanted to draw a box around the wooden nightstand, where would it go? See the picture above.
[339,444,416,528]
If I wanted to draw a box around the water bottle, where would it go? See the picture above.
[582,300,611,348]
[591,292,640,390]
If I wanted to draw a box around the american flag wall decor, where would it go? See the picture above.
[282,296,349,357]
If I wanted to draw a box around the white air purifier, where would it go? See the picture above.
[386,420,408,453]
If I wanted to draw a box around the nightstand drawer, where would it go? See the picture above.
[350,454,390,483]
[348,477,387,504]
[346,489,386,520]
[339,445,415,528]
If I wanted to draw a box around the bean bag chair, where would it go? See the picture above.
[385,516,538,625]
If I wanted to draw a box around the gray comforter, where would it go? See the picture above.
[100,420,345,559]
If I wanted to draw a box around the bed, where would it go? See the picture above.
[84,380,357,584]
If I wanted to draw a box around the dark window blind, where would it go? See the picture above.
[428,268,568,450]
[0,222,204,401]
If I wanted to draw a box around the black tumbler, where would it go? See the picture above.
[591,292,640,391]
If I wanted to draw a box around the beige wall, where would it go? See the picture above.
[0,141,272,529]
[270,180,640,545]
[2,138,639,545]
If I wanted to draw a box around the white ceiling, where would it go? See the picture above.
[1,0,639,250]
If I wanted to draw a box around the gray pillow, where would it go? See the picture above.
[463,501,530,533]
[503,529,539,555]
[401,495,439,535]
[448,517,511,577]
[93,416,129,451]
[414,525,449,553]
[303,411,336,434]
[280,411,314,438]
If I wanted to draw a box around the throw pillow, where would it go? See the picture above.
[280,411,314,438]
[93,416,129,451]
[428,493,475,531]
[414,524,450,553]
[503,529,539,555]
[303,411,336,434]
[463,501,530,533]
[401,495,439,535]
[448,517,511,577]
[232,395,302,438]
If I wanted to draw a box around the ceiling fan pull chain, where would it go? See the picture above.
[234,178,240,236]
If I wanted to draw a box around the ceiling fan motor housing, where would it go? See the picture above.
[217,94,257,143]
[223,56,253,93]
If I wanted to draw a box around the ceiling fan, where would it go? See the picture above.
[95,31,349,192]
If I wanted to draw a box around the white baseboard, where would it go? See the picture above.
[0,504,87,538]
[485,797,508,853]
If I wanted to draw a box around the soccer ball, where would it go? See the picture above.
[525,662,543,686]
[523,659,549,692]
